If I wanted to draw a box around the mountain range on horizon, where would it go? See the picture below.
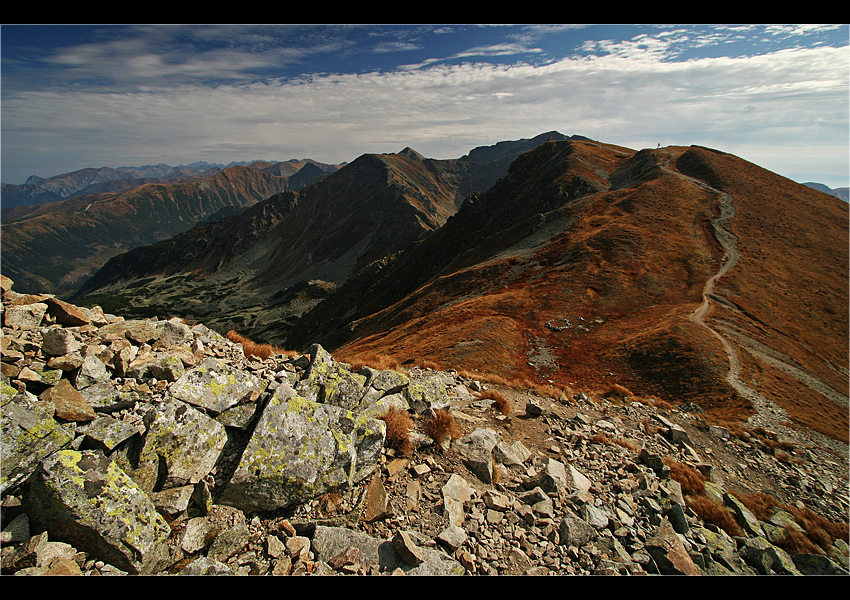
[2,131,848,448]
[0,158,342,211]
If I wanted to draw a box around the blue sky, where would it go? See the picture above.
[2,24,848,187]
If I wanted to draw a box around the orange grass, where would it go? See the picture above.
[380,406,414,456]
[344,351,403,372]
[427,409,461,447]
[686,495,744,538]
[602,383,633,400]
[732,491,849,551]
[225,330,293,359]
[478,389,511,415]
[662,457,707,498]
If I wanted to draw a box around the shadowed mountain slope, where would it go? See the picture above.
[69,135,574,342]
[1,166,292,296]
[69,147,494,339]
[288,140,849,443]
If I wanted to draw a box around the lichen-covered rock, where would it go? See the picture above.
[218,383,385,512]
[23,449,172,574]
[168,357,266,414]
[404,373,451,413]
[78,382,140,413]
[1,385,74,494]
[78,415,142,452]
[118,400,227,493]
[358,366,410,405]
[296,344,368,411]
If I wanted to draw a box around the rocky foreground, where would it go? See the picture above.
[1,276,848,576]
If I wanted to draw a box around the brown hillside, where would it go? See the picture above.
[1,166,290,297]
[293,141,849,443]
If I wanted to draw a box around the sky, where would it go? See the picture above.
[2,24,848,188]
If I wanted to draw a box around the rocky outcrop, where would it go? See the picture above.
[1,278,848,576]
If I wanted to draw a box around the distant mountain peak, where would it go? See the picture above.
[397,147,426,161]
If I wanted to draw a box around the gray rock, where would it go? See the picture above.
[724,492,765,538]
[179,556,234,575]
[121,400,227,493]
[74,354,112,389]
[454,428,500,484]
[296,344,368,411]
[78,415,142,451]
[525,457,590,495]
[218,383,385,512]
[1,387,74,495]
[169,357,266,414]
[792,552,850,575]
[494,439,532,468]
[645,519,700,575]
[559,512,598,547]
[404,374,451,413]
[4,303,47,330]
[40,328,81,356]
[23,449,171,574]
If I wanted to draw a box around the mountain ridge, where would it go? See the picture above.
[287,140,849,445]
[67,133,578,342]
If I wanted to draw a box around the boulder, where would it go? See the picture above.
[1,385,74,495]
[217,383,385,512]
[39,378,97,422]
[118,400,227,493]
[24,450,172,574]
[4,303,48,330]
[296,344,368,411]
[168,357,266,414]
[453,427,500,484]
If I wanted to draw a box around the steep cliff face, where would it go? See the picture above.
[289,140,849,443]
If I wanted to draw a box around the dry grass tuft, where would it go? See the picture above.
[418,359,442,371]
[651,397,675,411]
[686,495,744,538]
[225,330,291,359]
[590,432,610,445]
[663,457,707,498]
[478,389,511,415]
[732,491,781,521]
[613,437,639,453]
[482,373,511,386]
[787,504,846,551]
[640,417,661,436]
[426,409,461,448]
[379,407,414,456]
[602,383,633,400]
[775,526,824,555]
[345,352,402,372]
[733,492,849,551]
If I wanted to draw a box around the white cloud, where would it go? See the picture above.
[2,31,847,186]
